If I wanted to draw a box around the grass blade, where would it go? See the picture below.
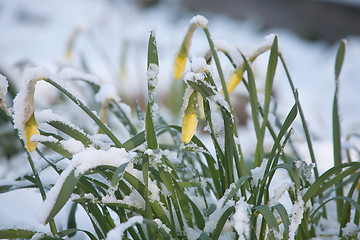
[44,78,122,148]
[303,162,360,203]
[211,206,235,240]
[242,53,263,167]
[254,205,279,240]
[261,35,278,146]
[145,30,159,150]
[333,40,346,221]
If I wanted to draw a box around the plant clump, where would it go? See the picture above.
[0,15,359,240]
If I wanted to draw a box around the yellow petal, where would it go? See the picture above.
[24,114,40,152]
[181,113,198,144]
[173,56,187,80]
[225,70,243,95]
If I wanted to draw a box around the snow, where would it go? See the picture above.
[60,138,85,154]
[250,159,268,186]
[181,85,195,111]
[232,197,250,240]
[57,67,100,84]
[30,134,57,143]
[214,39,242,67]
[342,222,360,237]
[106,215,143,240]
[191,57,209,73]
[288,191,305,240]
[269,181,294,207]
[36,109,87,137]
[95,83,120,103]
[37,147,131,225]
[190,15,208,28]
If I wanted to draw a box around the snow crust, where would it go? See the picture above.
[37,147,131,225]
[342,222,360,237]
[95,83,120,103]
[232,197,250,239]
[106,215,143,240]
[190,15,208,27]
[250,159,268,186]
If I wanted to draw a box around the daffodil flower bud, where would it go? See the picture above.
[226,69,244,95]
[24,113,40,152]
[173,55,187,80]
[181,89,198,144]
[13,67,50,152]
[223,38,272,94]
[173,15,208,80]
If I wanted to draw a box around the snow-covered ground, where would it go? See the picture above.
[0,0,359,237]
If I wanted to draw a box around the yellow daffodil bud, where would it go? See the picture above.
[24,113,40,152]
[182,112,198,144]
[173,16,206,79]
[173,56,187,80]
[181,90,198,144]
[13,67,50,152]
[225,69,244,95]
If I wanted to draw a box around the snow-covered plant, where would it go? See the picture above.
[1,15,360,240]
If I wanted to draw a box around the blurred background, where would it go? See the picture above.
[180,0,360,42]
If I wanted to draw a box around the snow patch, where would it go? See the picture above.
[106,216,143,240]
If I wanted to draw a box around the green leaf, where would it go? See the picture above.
[123,172,171,227]
[109,101,138,135]
[47,120,92,147]
[145,30,159,150]
[57,228,97,240]
[123,130,146,151]
[242,53,263,167]
[335,40,346,81]
[211,206,235,240]
[254,205,279,240]
[0,180,34,194]
[312,196,360,221]
[42,168,78,224]
[142,219,171,240]
[40,141,73,159]
[110,162,129,186]
[147,30,159,68]
[223,176,249,207]
[145,104,158,150]
[261,35,278,141]
[273,204,290,239]
[198,233,212,240]
[303,162,360,203]
[188,197,205,230]
[279,54,320,180]
[67,202,78,238]
[44,78,122,148]
[333,39,346,221]
[0,229,41,239]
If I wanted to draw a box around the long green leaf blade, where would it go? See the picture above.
[333,39,346,221]
[41,169,78,224]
